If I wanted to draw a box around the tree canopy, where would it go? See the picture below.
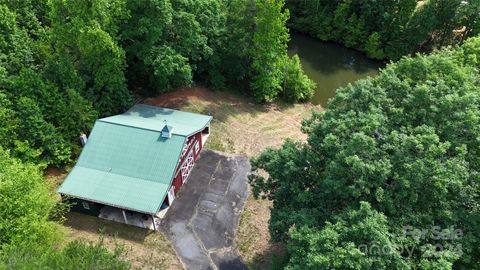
[287,0,480,60]
[250,37,480,269]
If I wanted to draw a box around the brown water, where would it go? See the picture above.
[288,32,384,107]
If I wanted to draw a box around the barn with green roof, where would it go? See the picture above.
[58,104,212,229]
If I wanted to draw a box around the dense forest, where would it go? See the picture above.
[287,0,480,59]
[250,37,480,269]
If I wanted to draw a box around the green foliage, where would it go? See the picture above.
[120,0,218,93]
[286,203,408,270]
[457,36,480,68]
[365,32,385,60]
[282,54,315,102]
[247,0,314,102]
[0,148,130,269]
[0,148,60,251]
[2,240,130,270]
[287,0,478,60]
[48,0,132,115]
[15,97,71,166]
[0,5,34,73]
[0,90,17,147]
[0,2,99,166]
[119,0,311,102]
[249,0,289,102]
[250,38,480,269]
[145,45,193,90]
[215,0,255,84]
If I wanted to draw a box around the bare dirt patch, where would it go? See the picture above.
[45,167,68,188]
[145,87,322,269]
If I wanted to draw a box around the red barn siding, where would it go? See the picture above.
[166,131,205,205]
[172,173,182,196]
[192,132,203,161]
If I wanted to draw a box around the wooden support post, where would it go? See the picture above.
[152,215,157,231]
[122,210,128,224]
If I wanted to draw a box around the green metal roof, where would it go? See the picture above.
[59,166,170,214]
[58,105,212,214]
[101,104,212,136]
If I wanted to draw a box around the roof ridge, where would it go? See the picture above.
[132,104,211,118]
[97,119,188,136]
[97,105,211,136]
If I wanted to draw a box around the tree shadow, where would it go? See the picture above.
[243,241,287,270]
[141,85,300,126]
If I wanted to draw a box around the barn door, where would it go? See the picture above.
[167,185,175,205]
[181,150,194,184]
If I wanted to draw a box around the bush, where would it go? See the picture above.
[281,55,315,102]
[365,32,386,60]
[0,147,60,251]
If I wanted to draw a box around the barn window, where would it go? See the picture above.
[82,202,90,210]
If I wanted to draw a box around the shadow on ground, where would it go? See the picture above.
[63,212,152,244]
[246,242,287,270]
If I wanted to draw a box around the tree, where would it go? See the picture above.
[15,96,71,166]
[0,148,60,251]
[215,0,255,85]
[281,54,315,102]
[0,5,34,74]
[144,45,192,91]
[286,203,409,270]
[249,0,289,102]
[365,32,385,60]
[0,90,18,149]
[48,0,132,115]
[250,37,480,268]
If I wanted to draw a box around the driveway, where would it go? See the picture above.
[160,150,250,270]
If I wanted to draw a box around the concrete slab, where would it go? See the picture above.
[99,206,156,230]
[160,150,249,270]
